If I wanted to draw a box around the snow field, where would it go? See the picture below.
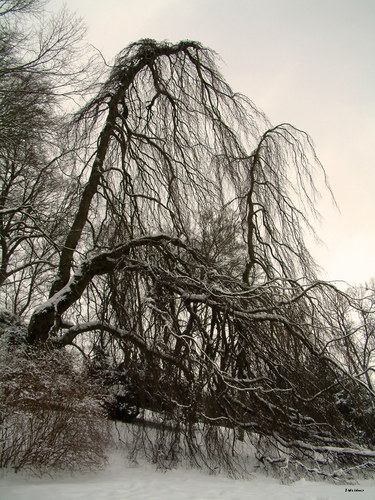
[2,450,375,500]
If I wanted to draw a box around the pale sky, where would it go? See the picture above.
[49,0,375,287]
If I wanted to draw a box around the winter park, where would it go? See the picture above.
[1,0,375,498]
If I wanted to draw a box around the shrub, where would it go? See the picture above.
[0,312,110,474]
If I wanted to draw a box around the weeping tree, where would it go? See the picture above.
[27,39,325,337]
[1,32,375,480]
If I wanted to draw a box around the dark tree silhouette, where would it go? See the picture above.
[1,19,374,480]
[27,39,327,339]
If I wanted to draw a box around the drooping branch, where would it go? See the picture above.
[28,233,199,343]
[58,320,192,379]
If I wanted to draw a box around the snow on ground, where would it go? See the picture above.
[2,450,375,500]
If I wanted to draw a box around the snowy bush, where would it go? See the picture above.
[0,312,110,474]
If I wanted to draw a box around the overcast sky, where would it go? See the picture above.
[49,0,375,287]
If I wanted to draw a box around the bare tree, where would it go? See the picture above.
[0,1,41,17]
[1,28,374,480]
[27,38,328,338]
[0,0,98,312]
